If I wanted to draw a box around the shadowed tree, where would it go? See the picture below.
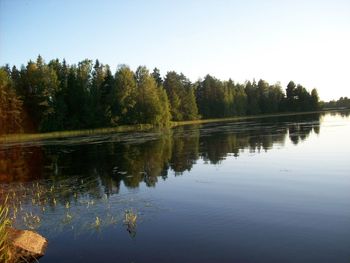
[0,68,23,134]
[245,80,260,115]
[151,67,163,87]
[286,81,296,111]
[18,56,60,131]
[310,88,319,110]
[196,75,226,118]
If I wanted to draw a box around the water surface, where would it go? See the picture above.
[1,112,349,263]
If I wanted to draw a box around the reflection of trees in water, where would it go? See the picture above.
[198,114,321,163]
[0,113,329,236]
[114,135,172,188]
[0,114,323,192]
[287,114,321,145]
[201,133,249,164]
[0,146,43,183]
[170,126,200,175]
[200,123,288,164]
[328,110,350,118]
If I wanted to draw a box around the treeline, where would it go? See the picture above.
[323,97,350,109]
[0,56,320,133]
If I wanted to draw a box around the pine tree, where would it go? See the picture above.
[0,68,23,134]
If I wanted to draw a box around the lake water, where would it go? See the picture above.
[1,111,349,263]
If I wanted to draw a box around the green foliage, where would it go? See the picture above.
[323,96,350,109]
[0,198,10,263]
[21,56,59,130]
[0,56,322,134]
[164,71,199,121]
[0,68,23,134]
[196,75,227,118]
[134,66,170,126]
[282,81,319,112]
[151,68,163,87]
[310,89,320,110]
[245,80,261,115]
[114,65,137,124]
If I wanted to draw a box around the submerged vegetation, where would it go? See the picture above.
[124,210,137,237]
[0,178,145,240]
[0,56,321,134]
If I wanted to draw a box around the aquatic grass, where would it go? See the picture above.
[0,124,154,144]
[23,212,41,230]
[0,178,154,239]
[0,197,11,263]
[95,217,101,228]
[124,209,137,237]
[124,210,137,225]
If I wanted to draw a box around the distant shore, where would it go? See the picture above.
[0,109,348,144]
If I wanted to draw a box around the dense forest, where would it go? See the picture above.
[0,56,320,134]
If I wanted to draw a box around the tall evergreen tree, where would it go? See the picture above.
[18,56,59,130]
[233,83,247,115]
[245,80,260,115]
[101,66,116,125]
[0,68,23,134]
[90,60,107,127]
[310,88,319,110]
[286,81,296,111]
[151,68,163,87]
[196,75,226,118]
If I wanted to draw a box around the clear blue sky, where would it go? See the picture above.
[1,0,349,100]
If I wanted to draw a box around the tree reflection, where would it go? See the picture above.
[170,126,200,174]
[0,146,43,183]
[0,114,324,188]
[1,113,336,236]
[288,114,321,145]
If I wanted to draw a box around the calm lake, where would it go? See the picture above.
[1,111,349,263]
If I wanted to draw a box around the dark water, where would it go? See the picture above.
[1,112,349,263]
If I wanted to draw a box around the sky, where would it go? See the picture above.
[0,0,349,101]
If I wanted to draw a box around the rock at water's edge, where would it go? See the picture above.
[7,228,48,263]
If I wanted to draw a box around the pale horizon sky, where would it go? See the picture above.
[1,0,349,101]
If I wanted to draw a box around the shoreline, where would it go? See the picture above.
[0,109,348,144]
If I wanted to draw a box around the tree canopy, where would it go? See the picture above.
[0,56,322,134]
